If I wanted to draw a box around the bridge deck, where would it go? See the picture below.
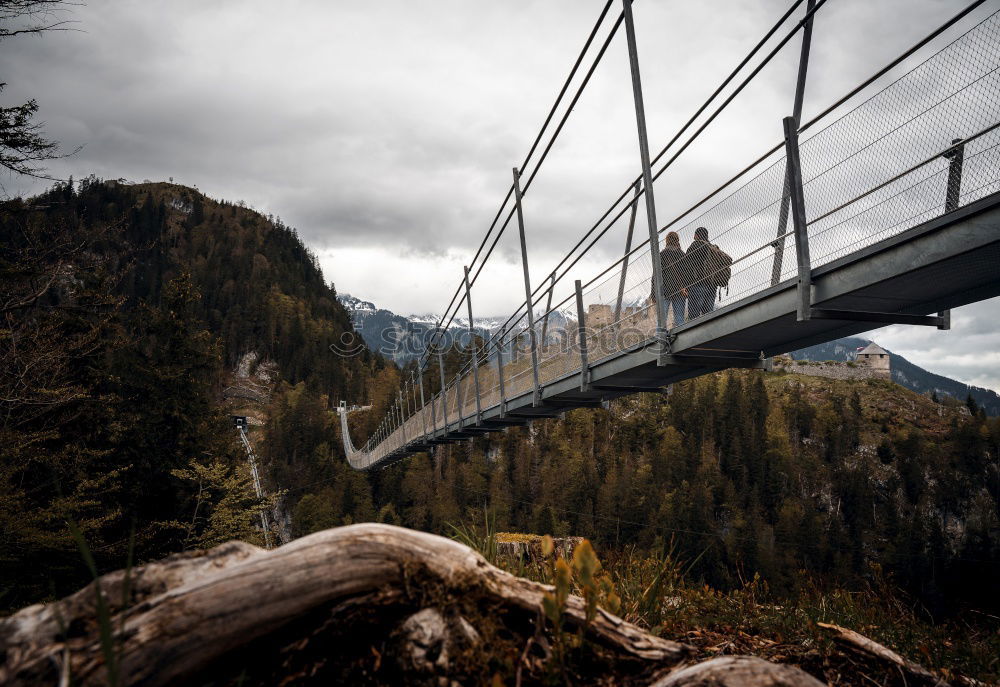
[339,6,1000,470]
[343,191,1000,469]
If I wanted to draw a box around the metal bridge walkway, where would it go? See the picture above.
[340,1,1000,471]
[341,193,1000,469]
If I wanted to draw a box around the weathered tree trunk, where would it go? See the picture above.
[1,524,824,686]
[817,622,968,687]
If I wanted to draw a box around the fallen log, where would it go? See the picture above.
[817,622,955,687]
[0,524,824,686]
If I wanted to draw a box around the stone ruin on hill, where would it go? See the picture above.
[774,342,891,382]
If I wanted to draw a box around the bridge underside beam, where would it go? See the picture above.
[479,418,529,427]
[808,308,948,328]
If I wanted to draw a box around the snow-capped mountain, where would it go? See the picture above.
[337,294,571,364]
[339,293,377,315]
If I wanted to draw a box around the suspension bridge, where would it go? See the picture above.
[340,0,1000,471]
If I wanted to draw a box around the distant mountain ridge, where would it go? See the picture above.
[338,293,435,364]
[338,293,571,364]
[790,336,1000,415]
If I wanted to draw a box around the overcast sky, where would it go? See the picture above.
[3,0,998,391]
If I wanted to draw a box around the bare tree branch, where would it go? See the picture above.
[0,2,81,185]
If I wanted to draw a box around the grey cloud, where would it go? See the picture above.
[4,0,998,388]
[878,297,1000,392]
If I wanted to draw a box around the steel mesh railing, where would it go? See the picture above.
[800,11,1000,269]
[569,8,1000,357]
[347,6,1000,470]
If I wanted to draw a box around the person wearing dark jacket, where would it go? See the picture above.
[650,231,687,327]
[686,226,718,318]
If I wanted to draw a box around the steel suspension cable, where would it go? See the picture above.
[458,0,821,358]
[534,0,990,325]
[528,0,819,299]
[641,0,994,254]
[421,0,616,365]
[440,7,626,342]
[445,9,629,351]
[393,0,991,441]
[650,0,829,184]
[799,0,988,136]
[648,0,994,247]
[647,0,807,172]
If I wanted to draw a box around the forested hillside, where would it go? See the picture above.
[127,179,377,396]
[0,178,387,611]
[292,367,1000,614]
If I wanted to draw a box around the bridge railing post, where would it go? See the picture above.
[399,385,406,444]
[404,379,411,419]
[463,266,483,425]
[495,329,507,418]
[782,115,812,322]
[621,0,668,363]
[417,367,428,439]
[943,137,965,213]
[771,0,816,287]
[396,390,404,441]
[613,180,642,333]
[937,136,964,330]
[400,381,406,422]
[436,333,449,432]
[391,400,397,447]
[540,272,556,345]
[399,395,405,445]
[410,379,417,420]
[574,280,591,392]
[512,167,543,405]
[454,372,464,429]
[411,374,427,437]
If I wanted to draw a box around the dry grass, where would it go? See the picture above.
[487,541,1000,686]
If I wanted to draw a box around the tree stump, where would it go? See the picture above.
[495,533,582,561]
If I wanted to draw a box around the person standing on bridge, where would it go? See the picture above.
[685,227,731,318]
[650,231,687,327]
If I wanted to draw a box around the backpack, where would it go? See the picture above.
[707,244,732,288]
